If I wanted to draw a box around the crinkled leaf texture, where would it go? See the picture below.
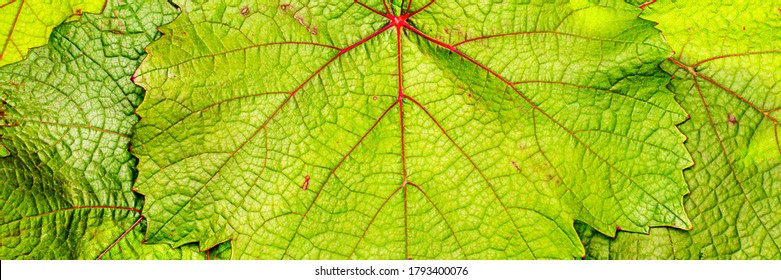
[133,0,692,259]
[0,0,107,66]
[579,0,781,260]
[0,0,212,259]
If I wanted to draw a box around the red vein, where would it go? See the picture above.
[692,50,781,68]
[348,186,402,258]
[404,95,537,258]
[136,42,340,77]
[669,58,779,125]
[96,216,143,260]
[396,25,407,180]
[452,30,639,47]
[773,125,781,158]
[148,24,393,240]
[697,75,779,125]
[395,20,410,259]
[0,0,24,59]
[136,91,288,147]
[98,0,108,14]
[212,127,270,239]
[353,0,386,17]
[404,24,540,108]
[690,76,781,252]
[282,101,397,258]
[405,0,413,15]
[404,181,409,259]
[382,0,391,14]
[531,111,601,239]
[408,22,690,228]
[513,80,670,112]
[0,0,16,9]
[408,0,435,17]
[306,103,396,214]
[638,0,656,10]
[21,0,44,24]
[408,182,467,259]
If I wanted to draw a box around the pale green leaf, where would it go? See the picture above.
[0,0,107,66]
[133,0,692,259]
[580,0,781,260]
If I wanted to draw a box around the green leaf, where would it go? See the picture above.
[133,0,693,260]
[206,241,232,260]
[0,0,204,259]
[579,0,781,259]
[0,0,107,66]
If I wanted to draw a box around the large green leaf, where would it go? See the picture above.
[0,0,208,259]
[132,0,693,259]
[579,0,781,259]
[0,0,107,66]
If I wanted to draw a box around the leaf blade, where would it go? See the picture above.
[580,0,781,260]
[134,0,692,259]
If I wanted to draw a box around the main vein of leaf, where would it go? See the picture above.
[396,17,410,259]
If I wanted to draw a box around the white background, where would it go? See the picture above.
[3,260,780,280]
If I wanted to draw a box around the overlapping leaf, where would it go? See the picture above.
[133,0,692,259]
[0,0,107,66]
[579,0,781,259]
[0,0,210,259]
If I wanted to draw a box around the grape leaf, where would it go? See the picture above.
[0,0,210,259]
[132,0,693,259]
[579,0,781,259]
[0,0,107,66]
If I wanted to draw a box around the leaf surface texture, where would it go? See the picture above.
[133,0,693,259]
[0,0,106,66]
[0,0,204,259]
[579,0,781,260]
